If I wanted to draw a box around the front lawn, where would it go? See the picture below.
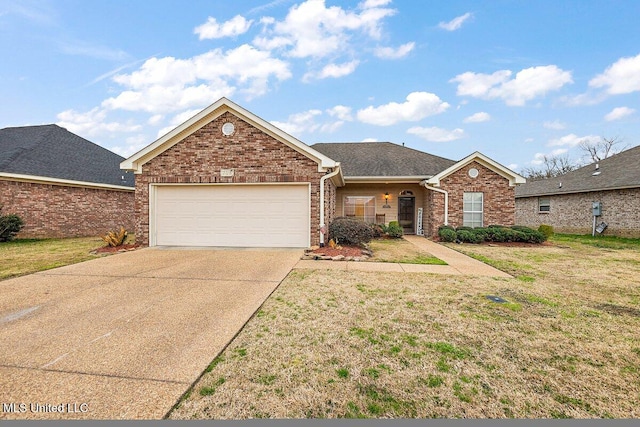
[368,238,447,265]
[171,234,640,419]
[0,237,103,280]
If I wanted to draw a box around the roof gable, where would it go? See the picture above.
[311,142,456,180]
[121,97,339,173]
[0,124,134,188]
[516,144,640,197]
[427,151,526,187]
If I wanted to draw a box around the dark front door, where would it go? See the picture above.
[398,197,415,234]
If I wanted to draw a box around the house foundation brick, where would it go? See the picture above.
[0,179,134,238]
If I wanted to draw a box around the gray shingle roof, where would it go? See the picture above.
[0,124,134,188]
[515,144,640,198]
[311,142,456,177]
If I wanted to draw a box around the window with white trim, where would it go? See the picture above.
[538,197,550,213]
[463,192,483,228]
[343,196,376,223]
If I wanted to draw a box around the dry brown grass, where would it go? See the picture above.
[170,237,640,419]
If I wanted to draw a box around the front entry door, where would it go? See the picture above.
[398,197,415,234]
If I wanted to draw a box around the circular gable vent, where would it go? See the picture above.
[222,122,235,136]
[468,168,479,178]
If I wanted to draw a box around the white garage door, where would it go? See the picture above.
[153,184,310,247]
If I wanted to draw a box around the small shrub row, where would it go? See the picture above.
[438,225,547,244]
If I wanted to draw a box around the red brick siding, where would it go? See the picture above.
[0,179,134,238]
[426,161,516,236]
[515,188,640,237]
[135,111,326,246]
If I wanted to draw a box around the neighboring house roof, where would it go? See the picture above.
[0,124,134,189]
[427,151,526,187]
[515,144,640,198]
[121,97,340,175]
[311,142,456,181]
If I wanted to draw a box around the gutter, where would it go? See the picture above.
[319,165,342,246]
[421,180,448,226]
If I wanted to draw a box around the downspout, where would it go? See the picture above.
[421,180,449,226]
[320,166,342,246]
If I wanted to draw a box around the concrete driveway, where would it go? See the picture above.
[0,247,301,420]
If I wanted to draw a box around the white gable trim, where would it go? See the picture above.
[120,97,338,174]
[0,172,134,191]
[426,151,526,187]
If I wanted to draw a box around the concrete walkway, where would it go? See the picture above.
[294,235,512,278]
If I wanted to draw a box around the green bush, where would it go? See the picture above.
[369,223,384,238]
[328,217,374,246]
[456,229,484,243]
[489,227,520,242]
[510,225,547,243]
[386,221,403,238]
[439,228,457,242]
[538,224,554,239]
[0,206,24,242]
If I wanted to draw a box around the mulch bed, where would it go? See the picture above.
[308,245,365,258]
[92,244,140,254]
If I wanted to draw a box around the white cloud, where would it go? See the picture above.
[507,163,518,171]
[271,109,323,136]
[543,120,566,130]
[156,109,203,138]
[360,0,392,7]
[547,133,600,148]
[357,92,450,126]
[438,12,472,31]
[463,112,490,123]
[361,138,378,142]
[451,65,573,106]
[58,39,129,61]
[110,134,149,157]
[407,126,465,142]
[257,0,396,59]
[530,149,569,165]
[102,45,291,114]
[56,107,141,137]
[194,15,253,40]
[604,106,635,121]
[326,105,353,121]
[589,53,640,95]
[304,60,359,81]
[374,42,415,59]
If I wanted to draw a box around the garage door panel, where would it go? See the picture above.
[154,185,309,247]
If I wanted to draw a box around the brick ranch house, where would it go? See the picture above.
[516,144,640,237]
[122,98,525,248]
[0,124,135,238]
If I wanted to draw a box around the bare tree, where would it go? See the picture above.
[521,154,580,181]
[579,136,626,163]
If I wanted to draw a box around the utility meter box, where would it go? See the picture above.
[592,201,602,216]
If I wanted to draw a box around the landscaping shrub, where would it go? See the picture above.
[101,226,128,247]
[438,228,457,243]
[511,225,547,243]
[538,224,554,239]
[0,206,24,242]
[456,229,484,243]
[328,217,374,246]
[386,221,403,238]
[369,223,384,238]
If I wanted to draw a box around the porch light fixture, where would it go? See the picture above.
[383,192,391,208]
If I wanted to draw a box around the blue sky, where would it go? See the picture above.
[1,0,639,172]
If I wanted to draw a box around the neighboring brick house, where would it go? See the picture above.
[516,145,640,237]
[0,124,135,238]
[122,98,524,247]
